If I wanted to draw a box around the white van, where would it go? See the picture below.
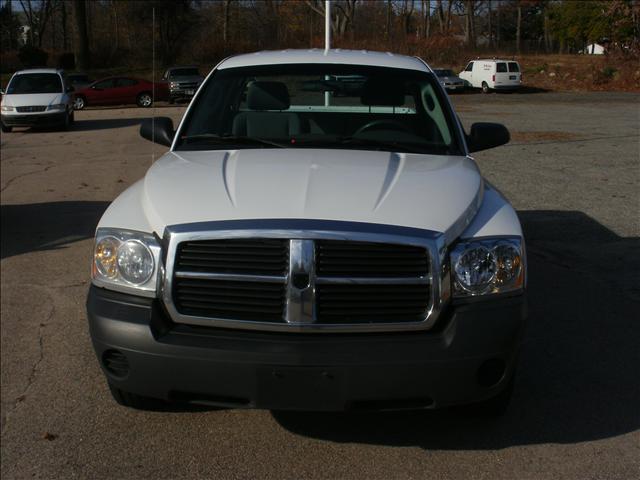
[458,59,522,93]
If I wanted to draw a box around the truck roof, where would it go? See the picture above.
[218,49,429,72]
[473,59,519,63]
[14,68,63,75]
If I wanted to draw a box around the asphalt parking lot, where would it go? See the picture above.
[1,91,639,479]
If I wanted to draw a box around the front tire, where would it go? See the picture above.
[1,123,12,133]
[481,82,491,94]
[137,92,153,108]
[73,96,86,110]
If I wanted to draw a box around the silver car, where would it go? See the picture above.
[433,68,465,92]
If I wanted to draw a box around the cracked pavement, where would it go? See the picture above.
[1,94,639,479]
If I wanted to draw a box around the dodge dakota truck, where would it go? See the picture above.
[88,49,526,415]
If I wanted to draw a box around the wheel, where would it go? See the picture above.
[465,375,515,417]
[481,82,490,94]
[1,123,12,133]
[69,110,75,124]
[137,92,153,108]
[73,96,86,110]
[168,97,175,105]
[108,383,154,409]
[60,111,70,131]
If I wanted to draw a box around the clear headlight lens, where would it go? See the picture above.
[92,228,161,297]
[47,103,66,111]
[1,105,14,111]
[451,237,525,298]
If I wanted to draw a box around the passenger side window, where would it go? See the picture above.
[116,78,138,87]
[93,79,116,89]
[496,63,507,73]
[465,62,474,72]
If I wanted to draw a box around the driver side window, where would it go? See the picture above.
[93,79,116,89]
[465,62,474,72]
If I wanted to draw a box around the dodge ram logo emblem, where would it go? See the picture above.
[292,272,310,289]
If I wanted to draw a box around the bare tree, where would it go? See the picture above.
[72,0,89,69]
[19,0,54,47]
[223,0,232,47]
[305,0,357,38]
[515,0,522,53]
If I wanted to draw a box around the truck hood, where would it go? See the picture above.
[170,75,203,83]
[1,93,64,108]
[142,149,483,241]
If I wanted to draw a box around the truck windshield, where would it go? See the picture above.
[176,64,461,155]
[7,73,62,94]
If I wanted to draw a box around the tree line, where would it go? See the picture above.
[1,0,638,74]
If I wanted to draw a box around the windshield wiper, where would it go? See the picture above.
[180,134,287,149]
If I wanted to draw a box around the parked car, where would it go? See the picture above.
[88,49,525,415]
[161,66,204,103]
[0,68,75,132]
[73,76,161,109]
[432,68,465,92]
[67,72,92,90]
[459,59,522,93]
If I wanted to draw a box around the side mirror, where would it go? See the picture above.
[140,117,174,147]
[0,89,4,95]
[466,122,510,153]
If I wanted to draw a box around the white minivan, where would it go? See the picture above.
[0,68,75,132]
[459,59,522,93]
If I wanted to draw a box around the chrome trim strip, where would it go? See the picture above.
[161,219,446,333]
[315,276,430,285]
[284,239,315,324]
[175,271,286,283]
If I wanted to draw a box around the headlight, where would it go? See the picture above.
[1,105,14,111]
[92,228,162,297]
[47,103,66,111]
[450,237,525,298]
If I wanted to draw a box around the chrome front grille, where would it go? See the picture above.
[163,221,444,332]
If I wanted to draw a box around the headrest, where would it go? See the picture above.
[247,81,290,110]
[361,77,405,107]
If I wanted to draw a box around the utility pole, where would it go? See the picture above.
[325,0,330,106]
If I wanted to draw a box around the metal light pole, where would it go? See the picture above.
[324,0,331,106]
[325,0,331,51]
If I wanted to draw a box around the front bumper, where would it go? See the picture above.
[443,84,465,91]
[169,87,198,99]
[1,111,66,127]
[87,286,526,411]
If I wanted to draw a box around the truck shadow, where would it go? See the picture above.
[272,210,640,448]
[1,201,110,259]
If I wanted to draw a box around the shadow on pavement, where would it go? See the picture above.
[272,210,640,448]
[72,118,148,131]
[1,201,110,259]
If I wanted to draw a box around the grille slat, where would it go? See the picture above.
[176,239,288,275]
[173,240,287,322]
[316,240,428,278]
[315,241,430,324]
[174,278,286,322]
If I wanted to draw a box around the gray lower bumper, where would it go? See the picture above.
[87,286,527,411]
[1,111,66,127]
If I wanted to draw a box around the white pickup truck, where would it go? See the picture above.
[88,49,526,415]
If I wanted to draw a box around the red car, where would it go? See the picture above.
[73,76,168,110]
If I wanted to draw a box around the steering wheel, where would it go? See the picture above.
[353,120,412,136]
